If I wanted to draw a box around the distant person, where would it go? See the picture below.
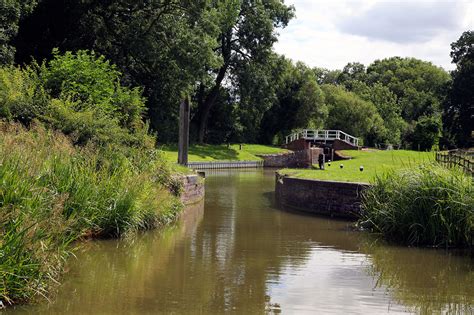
[318,153,325,170]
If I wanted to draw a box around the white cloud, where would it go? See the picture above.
[274,0,474,71]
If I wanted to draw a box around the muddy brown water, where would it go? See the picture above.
[7,169,474,314]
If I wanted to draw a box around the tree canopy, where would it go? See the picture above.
[0,1,470,149]
[443,31,474,147]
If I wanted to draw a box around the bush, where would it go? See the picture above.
[0,65,49,123]
[0,50,153,148]
[42,49,146,130]
[412,115,442,151]
[360,164,473,247]
[0,122,183,305]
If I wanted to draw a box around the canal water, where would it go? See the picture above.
[9,170,474,314]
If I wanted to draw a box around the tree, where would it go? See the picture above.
[443,31,474,147]
[337,62,367,89]
[259,60,327,144]
[351,81,405,145]
[366,57,450,123]
[194,0,294,143]
[321,84,385,146]
[412,115,442,151]
[14,0,222,142]
[0,0,36,64]
[313,67,341,85]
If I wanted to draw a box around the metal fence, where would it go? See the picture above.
[436,150,473,176]
[186,160,264,170]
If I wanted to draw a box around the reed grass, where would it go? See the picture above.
[360,164,473,247]
[0,122,183,305]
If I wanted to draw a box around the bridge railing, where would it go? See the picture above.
[285,129,359,146]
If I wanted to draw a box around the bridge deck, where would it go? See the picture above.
[285,129,359,147]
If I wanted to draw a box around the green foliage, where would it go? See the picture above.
[412,115,442,151]
[322,84,385,146]
[337,62,367,89]
[0,65,48,122]
[260,59,327,144]
[366,57,450,122]
[360,164,473,247]
[43,49,146,130]
[313,67,342,85]
[0,0,37,64]
[334,57,450,149]
[0,122,183,305]
[351,81,405,145]
[0,50,153,147]
[443,31,474,148]
[366,58,449,111]
[14,0,224,142]
[194,0,295,143]
[231,57,282,143]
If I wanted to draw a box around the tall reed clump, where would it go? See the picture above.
[360,164,473,247]
[0,122,183,306]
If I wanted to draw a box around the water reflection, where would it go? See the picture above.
[7,169,473,314]
[362,241,474,314]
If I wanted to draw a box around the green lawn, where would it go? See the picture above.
[279,150,435,183]
[159,144,288,162]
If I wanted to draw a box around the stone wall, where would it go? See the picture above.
[258,148,323,168]
[275,173,369,219]
[180,174,205,205]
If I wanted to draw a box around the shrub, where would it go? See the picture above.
[360,164,473,247]
[0,50,153,148]
[42,49,146,130]
[0,66,49,123]
[0,122,183,305]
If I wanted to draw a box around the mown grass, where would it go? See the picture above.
[279,150,434,183]
[360,164,473,247]
[159,144,288,162]
[0,122,184,306]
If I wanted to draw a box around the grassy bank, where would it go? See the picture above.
[279,150,434,183]
[160,144,288,162]
[0,123,184,306]
[360,164,473,247]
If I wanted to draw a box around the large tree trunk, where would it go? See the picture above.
[197,33,232,143]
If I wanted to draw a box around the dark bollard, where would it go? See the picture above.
[318,153,325,170]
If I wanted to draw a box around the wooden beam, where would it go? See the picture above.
[178,96,190,165]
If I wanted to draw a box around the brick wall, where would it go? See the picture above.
[180,174,205,205]
[258,148,323,168]
[275,173,369,219]
[283,138,311,151]
[332,139,359,151]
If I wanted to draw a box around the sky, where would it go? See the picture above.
[274,0,474,71]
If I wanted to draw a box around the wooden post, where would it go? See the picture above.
[178,96,190,165]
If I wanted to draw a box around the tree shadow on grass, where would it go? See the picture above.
[159,144,240,161]
[190,144,239,160]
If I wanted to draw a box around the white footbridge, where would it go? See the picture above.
[285,129,359,147]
